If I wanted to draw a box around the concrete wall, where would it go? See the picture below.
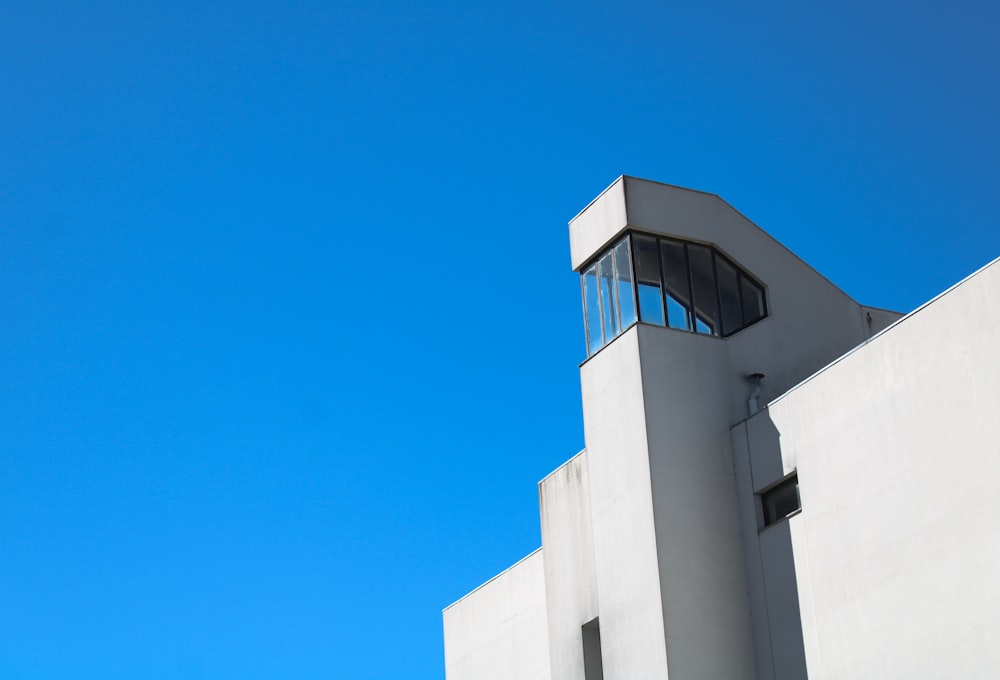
[569,177,628,272]
[637,324,757,679]
[742,258,1000,678]
[579,327,671,679]
[731,417,808,680]
[860,304,903,337]
[443,550,551,680]
[539,451,598,680]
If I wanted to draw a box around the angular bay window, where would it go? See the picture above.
[581,231,767,356]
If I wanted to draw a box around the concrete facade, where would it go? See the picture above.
[443,550,551,680]
[443,176,1000,679]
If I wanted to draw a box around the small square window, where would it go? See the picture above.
[760,474,800,528]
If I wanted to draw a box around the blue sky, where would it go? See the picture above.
[2,1,998,678]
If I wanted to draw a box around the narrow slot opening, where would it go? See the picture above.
[582,617,604,680]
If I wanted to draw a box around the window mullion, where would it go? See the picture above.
[611,245,622,332]
[683,243,695,331]
[656,236,668,326]
[712,251,724,336]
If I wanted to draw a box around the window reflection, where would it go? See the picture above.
[613,238,637,328]
[581,235,638,356]
[660,240,692,331]
[687,245,720,336]
[597,252,618,340]
[634,235,665,326]
[583,265,603,355]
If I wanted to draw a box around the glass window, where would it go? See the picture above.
[660,240,692,331]
[580,231,767,355]
[632,235,665,326]
[716,256,742,336]
[583,265,603,355]
[597,251,618,341]
[761,475,800,527]
[613,237,637,329]
[741,275,766,325]
[687,244,720,336]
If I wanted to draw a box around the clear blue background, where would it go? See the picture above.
[2,1,998,678]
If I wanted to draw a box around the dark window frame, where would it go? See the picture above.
[758,473,801,530]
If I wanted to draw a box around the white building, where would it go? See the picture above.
[442,176,1000,680]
